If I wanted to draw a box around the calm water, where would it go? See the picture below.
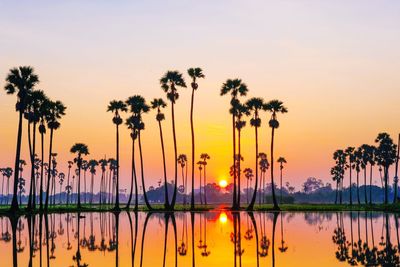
[0,211,399,266]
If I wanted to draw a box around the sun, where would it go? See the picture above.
[219,179,228,188]
[219,212,228,224]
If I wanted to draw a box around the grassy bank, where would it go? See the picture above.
[253,203,400,212]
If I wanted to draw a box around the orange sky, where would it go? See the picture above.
[0,1,399,191]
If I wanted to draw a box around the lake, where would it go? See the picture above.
[0,211,398,266]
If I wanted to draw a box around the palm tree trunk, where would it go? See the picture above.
[232,113,237,209]
[90,174,94,205]
[44,128,54,210]
[138,131,152,210]
[170,101,178,209]
[27,122,35,210]
[77,158,82,208]
[335,181,338,204]
[1,175,5,205]
[67,168,71,206]
[349,165,353,205]
[190,88,196,210]
[126,137,136,209]
[280,167,283,204]
[356,171,360,204]
[204,165,207,205]
[364,168,368,204]
[115,124,120,210]
[248,123,260,210]
[158,120,169,209]
[384,166,389,204]
[369,164,373,204]
[270,126,279,210]
[84,171,87,204]
[10,110,24,212]
[199,169,203,205]
[238,128,241,207]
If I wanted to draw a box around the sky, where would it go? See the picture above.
[0,1,399,192]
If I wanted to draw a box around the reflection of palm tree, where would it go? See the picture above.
[248,212,260,267]
[70,143,90,208]
[278,213,288,253]
[127,211,138,267]
[178,213,188,256]
[140,213,153,267]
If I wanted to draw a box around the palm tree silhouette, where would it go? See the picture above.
[264,100,287,210]
[107,100,127,210]
[393,134,400,204]
[66,160,73,206]
[354,148,362,204]
[243,168,253,205]
[126,95,151,210]
[177,154,188,205]
[258,153,269,204]
[58,172,65,204]
[151,98,169,209]
[200,153,210,205]
[246,97,265,210]
[345,147,356,205]
[4,66,39,212]
[333,149,346,204]
[375,133,397,204]
[81,160,88,204]
[87,160,98,205]
[188,67,205,210]
[359,144,372,204]
[277,157,287,204]
[197,161,204,205]
[70,143,89,208]
[160,70,187,209]
[278,213,288,253]
[98,158,108,205]
[220,79,248,209]
[25,90,46,210]
[44,100,66,210]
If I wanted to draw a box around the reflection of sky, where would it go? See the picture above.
[0,211,397,266]
[1,1,400,189]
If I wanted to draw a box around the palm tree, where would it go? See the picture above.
[87,160,98,205]
[374,133,397,204]
[354,148,363,205]
[125,116,139,209]
[70,143,89,208]
[4,66,39,211]
[345,147,355,205]
[197,161,204,204]
[220,79,248,209]
[246,97,264,209]
[126,95,151,210]
[264,100,288,210]
[160,70,187,209]
[394,134,400,204]
[38,97,51,210]
[188,68,205,209]
[81,160,88,204]
[277,157,287,204]
[151,98,169,209]
[200,153,210,205]
[58,172,65,204]
[177,154,188,205]
[107,100,127,210]
[66,161,73,206]
[45,100,66,210]
[98,158,108,205]
[333,149,346,204]
[243,168,253,204]
[258,153,269,204]
[359,144,371,204]
[25,90,46,210]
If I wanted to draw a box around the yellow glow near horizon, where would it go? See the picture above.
[219,179,228,188]
[219,212,228,224]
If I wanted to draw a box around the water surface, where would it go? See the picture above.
[0,211,399,266]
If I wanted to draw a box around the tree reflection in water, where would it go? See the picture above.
[2,211,400,266]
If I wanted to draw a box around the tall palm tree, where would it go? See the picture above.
[277,157,287,204]
[354,148,362,205]
[200,153,210,205]
[70,143,89,208]
[58,172,65,204]
[66,160,73,206]
[81,160,88,204]
[160,71,187,209]
[98,158,108,205]
[177,154,188,205]
[38,97,51,210]
[359,144,370,204]
[125,116,138,210]
[246,97,264,210]
[197,161,204,204]
[345,147,355,205]
[374,133,397,204]
[4,66,39,211]
[258,153,269,204]
[107,100,127,210]
[188,68,205,210]
[25,90,46,210]
[126,95,151,210]
[333,149,346,204]
[87,159,98,205]
[264,100,288,210]
[45,100,66,210]
[220,79,248,209]
[151,98,169,209]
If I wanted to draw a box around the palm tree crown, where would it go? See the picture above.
[187,68,205,89]
[107,100,127,125]
[264,100,288,128]
[160,71,187,103]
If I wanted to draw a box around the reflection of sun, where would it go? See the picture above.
[219,212,228,224]
[219,179,228,188]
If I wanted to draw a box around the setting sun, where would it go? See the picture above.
[219,179,228,188]
[219,212,228,224]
